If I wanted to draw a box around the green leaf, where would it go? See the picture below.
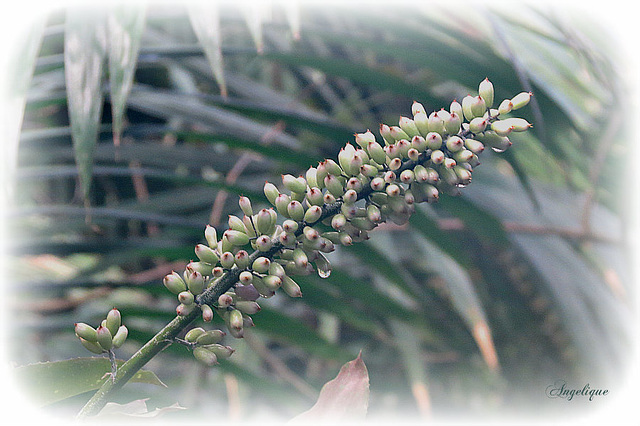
[107,5,146,146]
[14,357,166,407]
[64,9,108,201]
[188,2,227,97]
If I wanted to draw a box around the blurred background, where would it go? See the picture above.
[3,1,637,422]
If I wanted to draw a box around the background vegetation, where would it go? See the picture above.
[5,1,635,422]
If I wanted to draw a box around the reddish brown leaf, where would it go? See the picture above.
[290,352,369,422]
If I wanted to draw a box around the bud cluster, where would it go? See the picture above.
[161,79,532,367]
[182,327,234,366]
[75,308,128,354]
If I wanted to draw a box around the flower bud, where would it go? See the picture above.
[228,327,244,339]
[80,337,104,354]
[225,230,250,247]
[500,117,532,132]
[285,200,303,222]
[510,91,532,110]
[470,95,486,118]
[193,347,218,366]
[400,169,414,184]
[96,325,113,351]
[490,120,515,136]
[369,176,384,192]
[379,123,394,145]
[410,101,425,116]
[238,196,253,217]
[423,184,439,202]
[386,183,401,197]
[453,149,474,163]
[409,135,426,153]
[204,225,218,248]
[195,330,226,346]
[292,248,309,269]
[464,138,485,154]
[306,187,324,206]
[185,327,206,342]
[321,160,341,178]
[304,205,323,223]
[413,165,429,183]
[75,323,98,343]
[498,99,513,115]
[112,325,128,348]
[242,215,256,238]
[220,252,235,269]
[228,309,244,331]
[202,304,214,322]
[176,303,196,317]
[427,112,445,135]
[430,149,445,164]
[235,283,260,301]
[252,257,271,273]
[203,344,235,359]
[364,205,381,224]
[469,117,488,133]
[413,111,430,136]
[239,271,253,285]
[216,297,234,313]
[164,271,187,295]
[253,235,271,252]
[282,275,302,297]
[323,192,337,204]
[338,232,353,246]
[235,300,261,315]
[450,99,463,118]
[406,148,419,161]
[440,167,459,186]
[354,130,376,149]
[444,111,462,135]
[346,177,363,192]
[389,126,410,142]
[426,132,443,150]
[178,291,195,305]
[263,274,282,291]
[324,174,345,198]
[232,250,248,269]
[360,164,378,178]
[443,157,457,169]
[186,270,205,294]
[254,209,271,235]
[479,78,494,108]
[195,244,219,265]
[445,135,464,152]
[461,95,475,121]
[263,181,280,206]
[279,231,297,247]
[187,261,213,277]
[303,226,320,243]
[275,193,291,217]
[282,174,308,194]
[388,158,402,171]
[399,116,420,138]
[454,165,472,185]
[305,167,319,188]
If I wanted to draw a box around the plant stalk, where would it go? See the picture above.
[76,151,434,418]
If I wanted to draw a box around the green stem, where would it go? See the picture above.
[76,309,199,418]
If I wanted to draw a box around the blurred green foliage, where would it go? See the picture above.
[6,2,633,422]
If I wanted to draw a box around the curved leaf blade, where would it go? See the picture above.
[14,357,166,407]
[64,9,107,201]
[107,5,146,146]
